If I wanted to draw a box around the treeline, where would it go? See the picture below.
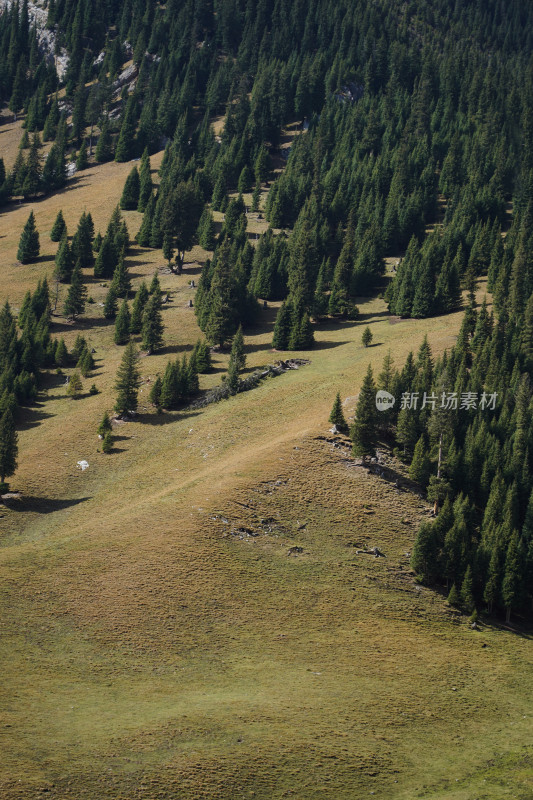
[348,200,533,621]
[3,0,532,334]
[0,279,70,490]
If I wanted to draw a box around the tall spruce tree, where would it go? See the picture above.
[0,409,18,490]
[141,293,164,353]
[54,232,73,283]
[114,340,141,415]
[120,167,140,210]
[50,209,66,242]
[114,299,131,345]
[329,391,349,433]
[351,365,378,460]
[63,261,87,318]
[17,211,40,264]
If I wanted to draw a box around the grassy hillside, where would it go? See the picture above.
[1,126,533,799]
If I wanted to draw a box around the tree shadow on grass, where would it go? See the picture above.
[50,316,113,332]
[17,406,55,430]
[138,408,203,426]
[155,342,195,357]
[32,254,55,264]
[3,495,92,513]
[356,309,392,323]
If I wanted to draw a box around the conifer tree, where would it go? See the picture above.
[229,325,246,371]
[72,334,87,362]
[103,284,118,320]
[17,211,40,264]
[447,583,461,607]
[71,212,94,270]
[193,339,212,372]
[226,356,239,395]
[102,431,113,453]
[502,531,524,622]
[54,337,68,366]
[411,520,440,583]
[97,412,112,438]
[95,120,113,163]
[114,299,131,345]
[110,255,131,298]
[149,376,162,408]
[351,365,378,461]
[461,565,475,612]
[63,261,87,318]
[329,391,348,433]
[0,409,18,490]
[137,149,152,212]
[159,361,178,408]
[409,435,432,487]
[272,300,293,350]
[120,167,140,210]
[22,134,42,198]
[362,326,373,347]
[251,183,261,213]
[50,209,66,241]
[130,281,149,334]
[54,232,73,282]
[67,371,83,398]
[114,340,141,415]
[76,138,88,170]
[141,293,164,353]
[197,208,216,250]
[78,348,94,377]
[137,192,155,246]
[94,234,116,279]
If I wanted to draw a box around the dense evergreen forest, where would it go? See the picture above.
[2,0,533,330]
[1,0,533,622]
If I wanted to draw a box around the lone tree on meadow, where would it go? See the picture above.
[351,364,378,461]
[114,340,141,415]
[97,412,113,438]
[66,371,83,398]
[329,391,349,433]
[17,211,40,264]
[362,326,373,347]
[0,409,18,492]
[102,430,113,453]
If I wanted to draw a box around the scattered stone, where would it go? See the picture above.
[288,546,304,555]
[356,547,386,558]
[77,460,89,471]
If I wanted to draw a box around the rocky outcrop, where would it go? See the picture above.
[0,0,69,78]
